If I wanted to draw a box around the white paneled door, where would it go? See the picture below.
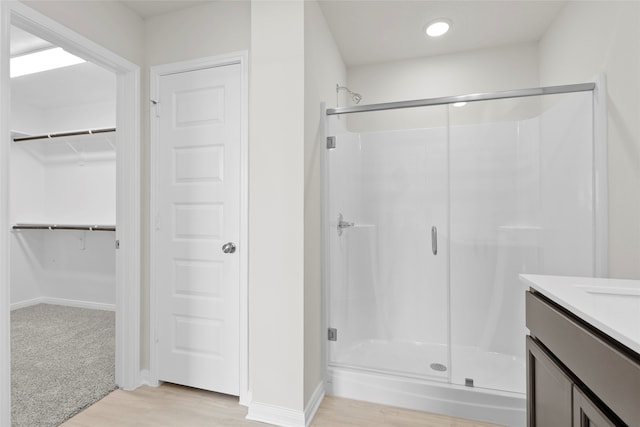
[155,63,241,395]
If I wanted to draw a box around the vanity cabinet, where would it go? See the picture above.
[526,290,640,427]
[573,386,618,427]
[526,336,572,426]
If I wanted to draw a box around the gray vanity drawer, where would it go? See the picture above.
[526,291,640,426]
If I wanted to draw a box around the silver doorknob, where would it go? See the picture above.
[222,242,236,254]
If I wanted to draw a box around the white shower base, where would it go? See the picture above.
[328,340,526,426]
[451,346,526,393]
[333,339,449,380]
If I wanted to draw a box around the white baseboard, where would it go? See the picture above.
[139,370,151,386]
[240,390,252,407]
[304,382,325,427]
[245,383,325,427]
[10,298,44,311]
[11,297,115,311]
[139,370,160,387]
[247,401,306,427]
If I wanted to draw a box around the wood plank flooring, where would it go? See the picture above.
[61,383,505,427]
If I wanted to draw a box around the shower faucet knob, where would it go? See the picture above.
[337,213,354,236]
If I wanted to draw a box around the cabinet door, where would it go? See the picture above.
[573,386,621,427]
[527,336,573,427]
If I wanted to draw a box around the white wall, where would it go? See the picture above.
[11,150,115,224]
[346,43,539,132]
[22,1,144,66]
[12,100,115,136]
[10,231,116,308]
[42,101,115,134]
[539,1,640,279]
[248,0,306,415]
[10,137,116,309]
[10,102,43,135]
[11,99,117,225]
[9,146,44,304]
[42,159,115,224]
[144,1,250,66]
[303,0,346,406]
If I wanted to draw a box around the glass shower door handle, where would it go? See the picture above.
[432,226,438,255]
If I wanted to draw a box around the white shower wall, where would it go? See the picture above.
[359,126,448,347]
[538,93,595,275]
[326,90,602,397]
[448,119,538,361]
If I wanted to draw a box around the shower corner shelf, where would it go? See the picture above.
[12,223,116,232]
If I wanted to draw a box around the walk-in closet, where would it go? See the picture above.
[9,25,117,426]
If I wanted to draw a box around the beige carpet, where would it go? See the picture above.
[11,304,116,427]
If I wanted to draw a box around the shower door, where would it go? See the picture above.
[447,91,597,394]
[326,108,450,381]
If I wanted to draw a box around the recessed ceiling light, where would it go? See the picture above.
[10,47,86,78]
[425,20,450,37]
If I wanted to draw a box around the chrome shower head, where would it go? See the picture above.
[337,84,362,104]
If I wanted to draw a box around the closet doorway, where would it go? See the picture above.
[9,24,118,424]
[0,3,141,425]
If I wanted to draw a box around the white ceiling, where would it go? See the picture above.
[10,26,53,57]
[10,1,568,111]
[318,0,567,66]
[12,61,116,110]
[118,0,567,67]
[10,26,116,111]
[120,0,207,18]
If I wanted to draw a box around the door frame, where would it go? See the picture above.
[149,52,249,404]
[0,2,141,423]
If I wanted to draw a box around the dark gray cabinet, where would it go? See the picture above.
[526,290,639,427]
[573,386,617,427]
[527,336,572,426]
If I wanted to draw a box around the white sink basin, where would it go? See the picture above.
[521,274,640,356]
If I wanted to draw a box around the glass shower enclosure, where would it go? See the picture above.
[324,84,607,397]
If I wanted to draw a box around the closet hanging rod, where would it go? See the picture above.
[12,127,116,142]
[12,223,116,232]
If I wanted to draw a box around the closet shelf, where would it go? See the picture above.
[12,223,115,232]
[12,128,116,142]
[11,127,116,164]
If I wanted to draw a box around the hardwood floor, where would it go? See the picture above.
[61,383,505,427]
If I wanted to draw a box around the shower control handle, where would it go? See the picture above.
[337,213,354,236]
[431,226,438,255]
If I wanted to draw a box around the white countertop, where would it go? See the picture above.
[520,274,640,356]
